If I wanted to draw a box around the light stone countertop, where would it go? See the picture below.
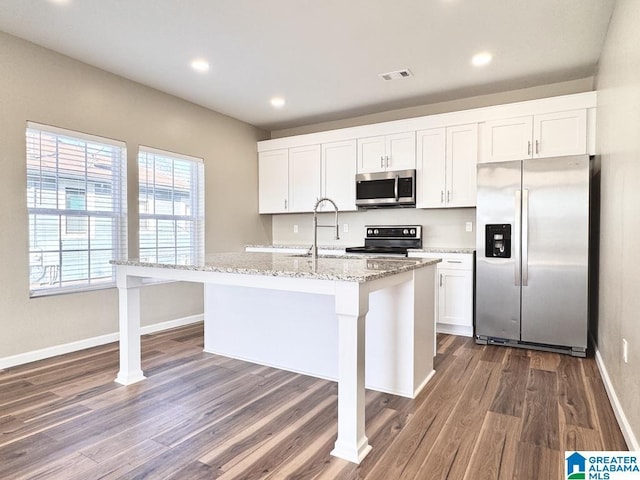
[111,252,439,283]
[408,247,476,254]
[245,244,475,254]
[245,244,352,252]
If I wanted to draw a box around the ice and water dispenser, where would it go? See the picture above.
[485,224,511,258]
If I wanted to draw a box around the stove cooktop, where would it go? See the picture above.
[345,225,422,257]
[345,245,410,256]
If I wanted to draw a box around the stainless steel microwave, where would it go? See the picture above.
[355,169,416,208]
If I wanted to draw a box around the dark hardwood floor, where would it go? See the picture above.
[0,323,627,479]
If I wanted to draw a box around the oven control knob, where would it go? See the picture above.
[403,229,409,235]
[373,229,379,235]
[367,228,373,235]
[410,228,416,235]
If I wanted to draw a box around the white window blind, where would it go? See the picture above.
[26,122,127,297]
[138,147,204,265]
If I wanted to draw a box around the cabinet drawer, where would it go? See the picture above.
[409,252,473,270]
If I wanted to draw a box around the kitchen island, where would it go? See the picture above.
[111,252,438,464]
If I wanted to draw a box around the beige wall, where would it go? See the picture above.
[0,33,271,359]
[273,208,476,249]
[594,0,640,448]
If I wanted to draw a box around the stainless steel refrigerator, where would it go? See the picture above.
[475,155,590,357]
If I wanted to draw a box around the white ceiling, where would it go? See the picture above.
[0,0,615,131]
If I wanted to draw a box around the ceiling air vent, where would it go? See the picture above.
[378,68,413,81]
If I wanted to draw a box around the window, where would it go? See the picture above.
[138,147,204,265]
[64,187,87,234]
[26,122,127,296]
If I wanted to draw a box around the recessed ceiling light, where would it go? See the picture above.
[190,59,210,73]
[48,0,71,4]
[270,97,285,108]
[471,52,493,67]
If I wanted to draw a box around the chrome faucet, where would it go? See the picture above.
[311,197,340,259]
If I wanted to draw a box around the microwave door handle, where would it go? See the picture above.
[394,175,399,201]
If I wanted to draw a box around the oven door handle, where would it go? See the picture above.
[394,175,399,201]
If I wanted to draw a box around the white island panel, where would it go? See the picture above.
[204,264,435,398]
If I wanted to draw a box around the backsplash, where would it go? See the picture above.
[271,207,476,248]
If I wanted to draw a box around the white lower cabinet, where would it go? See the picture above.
[408,251,474,337]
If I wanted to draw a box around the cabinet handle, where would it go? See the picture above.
[439,273,443,287]
[386,156,390,168]
[380,156,384,168]
[527,141,532,156]
[440,190,444,204]
[446,260,462,263]
[447,190,451,203]
[535,140,539,155]
[394,175,400,201]
[284,199,288,210]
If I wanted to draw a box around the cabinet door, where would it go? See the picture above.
[288,145,321,212]
[258,149,289,214]
[321,140,356,212]
[416,128,446,208]
[438,268,473,328]
[386,131,416,171]
[446,123,478,207]
[481,116,533,163]
[533,109,587,158]
[357,136,387,173]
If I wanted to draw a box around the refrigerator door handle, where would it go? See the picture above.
[522,189,529,286]
[514,189,521,286]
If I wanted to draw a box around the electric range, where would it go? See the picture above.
[345,225,422,257]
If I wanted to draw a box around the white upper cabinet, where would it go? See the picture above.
[416,128,446,208]
[320,140,357,212]
[533,110,588,158]
[288,145,321,213]
[258,149,289,214]
[357,132,416,173]
[417,124,478,208]
[258,141,354,214]
[446,124,478,207]
[481,109,587,163]
[480,116,533,163]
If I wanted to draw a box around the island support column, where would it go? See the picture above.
[115,269,146,385]
[331,281,372,464]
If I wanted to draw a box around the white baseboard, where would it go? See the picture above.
[593,342,640,451]
[139,314,203,336]
[0,314,203,370]
[436,323,473,337]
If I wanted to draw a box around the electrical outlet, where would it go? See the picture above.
[623,338,628,363]
[465,222,473,232]
[293,224,298,234]
[343,224,349,233]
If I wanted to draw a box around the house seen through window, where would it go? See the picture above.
[138,147,204,265]
[26,122,127,296]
